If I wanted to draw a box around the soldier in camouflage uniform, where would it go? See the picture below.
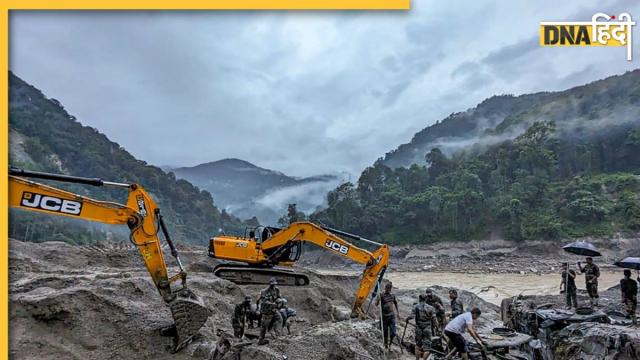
[257,277,283,345]
[231,295,252,338]
[425,288,446,334]
[449,289,464,319]
[407,294,437,360]
[578,257,601,307]
[620,269,638,326]
[376,282,399,349]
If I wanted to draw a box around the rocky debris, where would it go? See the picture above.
[12,237,637,360]
[551,323,639,359]
[501,287,640,360]
[8,239,404,360]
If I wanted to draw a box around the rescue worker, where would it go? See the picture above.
[407,294,437,360]
[620,269,638,326]
[444,308,485,360]
[375,282,399,349]
[276,298,296,335]
[425,288,446,333]
[257,277,283,345]
[560,263,578,309]
[231,295,252,338]
[578,257,601,307]
[449,289,464,319]
[246,302,260,329]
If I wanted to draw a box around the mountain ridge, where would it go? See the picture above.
[313,69,640,244]
[171,158,341,225]
[8,71,245,244]
[383,69,640,168]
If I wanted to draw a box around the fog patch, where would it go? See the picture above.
[253,176,345,224]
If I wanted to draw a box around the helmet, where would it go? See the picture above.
[276,298,287,306]
[425,288,433,295]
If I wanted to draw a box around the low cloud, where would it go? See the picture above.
[9,1,640,179]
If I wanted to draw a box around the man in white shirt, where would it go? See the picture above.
[444,307,485,359]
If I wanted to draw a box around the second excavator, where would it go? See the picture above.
[208,221,390,318]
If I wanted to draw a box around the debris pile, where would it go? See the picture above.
[501,289,640,359]
[8,239,401,360]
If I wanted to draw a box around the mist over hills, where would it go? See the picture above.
[171,159,343,225]
[314,70,640,244]
[383,70,640,169]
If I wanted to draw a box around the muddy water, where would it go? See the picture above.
[316,269,628,305]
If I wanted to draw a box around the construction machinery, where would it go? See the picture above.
[208,221,390,318]
[9,168,211,353]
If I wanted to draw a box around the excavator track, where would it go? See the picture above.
[213,264,310,286]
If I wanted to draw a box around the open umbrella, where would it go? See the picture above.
[614,257,640,270]
[562,241,601,257]
[561,241,601,307]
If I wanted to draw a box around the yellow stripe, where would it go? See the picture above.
[0,7,7,360]
[5,0,410,10]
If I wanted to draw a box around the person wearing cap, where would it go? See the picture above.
[560,263,578,309]
[425,288,446,334]
[375,282,399,349]
[407,294,437,360]
[620,269,638,326]
[232,295,252,338]
[449,289,464,319]
[258,277,283,345]
[444,308,485,360]
[578,257,601,307]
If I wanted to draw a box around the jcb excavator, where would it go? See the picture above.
[9,168,211,353]
[208,221,390,318]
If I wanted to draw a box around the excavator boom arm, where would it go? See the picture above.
[9,174,175,293]
[9,169,211,352]
[261,222,377,265]
[261,222,390,317]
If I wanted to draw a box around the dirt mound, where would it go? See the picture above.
[216,321,398,360]
[9,238,524,360]
[8,239,398,359]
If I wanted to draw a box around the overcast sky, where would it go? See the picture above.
[9,1,640,177]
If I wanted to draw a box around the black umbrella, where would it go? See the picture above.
[614,257,640,270]
[562,241,601,257]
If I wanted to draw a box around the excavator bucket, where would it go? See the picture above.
[168,288,212,353]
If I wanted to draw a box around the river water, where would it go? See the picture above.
[317,269,627,305]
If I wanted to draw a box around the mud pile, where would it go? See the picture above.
[9,239,407,359]
[9,238,549,360]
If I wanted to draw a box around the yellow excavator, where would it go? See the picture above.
[208,221,390,318]
[9,168,211,353]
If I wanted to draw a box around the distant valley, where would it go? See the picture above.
[170,159,345,225]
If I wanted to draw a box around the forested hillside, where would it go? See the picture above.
[8,72,244,244]
[313,71,640,244]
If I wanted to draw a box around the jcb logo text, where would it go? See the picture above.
[21,192,82,215]
[325,240,349,255]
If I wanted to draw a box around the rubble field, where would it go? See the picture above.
[9,238,640,360]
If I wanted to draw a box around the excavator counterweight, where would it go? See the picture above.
[9,168,211,353]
